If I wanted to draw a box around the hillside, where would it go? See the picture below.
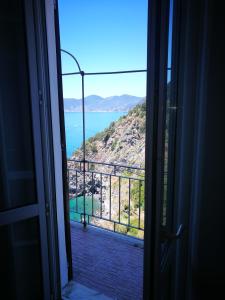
[69,102,146,238]
[64,94,143,112]
[72,101,146,167]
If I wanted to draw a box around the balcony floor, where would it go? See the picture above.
[71,222,144,300]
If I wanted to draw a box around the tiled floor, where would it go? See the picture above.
[70,222,144,300]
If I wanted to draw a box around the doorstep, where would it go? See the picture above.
[62,281,114,300]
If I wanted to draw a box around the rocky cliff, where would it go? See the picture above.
[71,101,146,167]
[68,102,146,238]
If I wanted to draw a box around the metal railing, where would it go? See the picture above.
[61,49,146,238]
[67,159,145,237]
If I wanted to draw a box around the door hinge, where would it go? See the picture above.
[46,202,50,217]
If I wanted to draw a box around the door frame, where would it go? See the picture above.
[26,0,62,298]
[52,0,73,282]
[52,0,184,298]
[24,4,52,297]
[144,0,171,299]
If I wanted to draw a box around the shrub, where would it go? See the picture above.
[91,143,98,153]
[139,120,146,133]
[111,138,118,151]
[131,178,145,209]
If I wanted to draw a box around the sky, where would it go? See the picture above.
[58,0,148,99]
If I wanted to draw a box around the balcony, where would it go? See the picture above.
[67,160,145,299]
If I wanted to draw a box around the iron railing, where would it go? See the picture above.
[67,159,145,237]
[61,49,146,238]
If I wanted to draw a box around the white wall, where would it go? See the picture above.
[44,0,68,288]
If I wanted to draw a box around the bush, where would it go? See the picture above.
[111,138,118,151]
[128,101,146,118]
[131,178,145,209]
[139,122,146,134]
[91,143,98,153]
[103,133,110,144]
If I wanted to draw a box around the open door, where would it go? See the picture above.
[144,0,184,299]
[0,1,59,299]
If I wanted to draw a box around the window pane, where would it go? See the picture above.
[0,217,43,300]
[0,0,37,210]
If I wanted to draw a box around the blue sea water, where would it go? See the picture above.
[64,112,127,157]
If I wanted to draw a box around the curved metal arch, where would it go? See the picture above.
[60,49,83,75]
[60,49,87,227]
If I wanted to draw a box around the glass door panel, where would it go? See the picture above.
[0,0,37,211]
[0,217,43,300]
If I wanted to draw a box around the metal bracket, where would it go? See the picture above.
[160,224,184,242]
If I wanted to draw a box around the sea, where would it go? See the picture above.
[64,111,127,158]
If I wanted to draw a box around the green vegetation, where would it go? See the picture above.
[91,142,98,153]
[87,120,115,144]
[128,101,146,118]
[73,120,117,156]
[131,178,145,209]
[73,101,146,157]
[128,101,146,135]
[111,138,118,151]
[109,172,145,239]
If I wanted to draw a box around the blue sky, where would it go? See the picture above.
[58,0,148,98]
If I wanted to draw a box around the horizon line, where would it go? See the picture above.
[63,94,146,100]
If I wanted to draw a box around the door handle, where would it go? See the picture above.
[160,224,184,242]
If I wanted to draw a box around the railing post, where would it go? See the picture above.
[76,170,78,212]
[128,178,131,226]
[81,71,87,230]
[100,173,103,218]
[118,177,121,223]
[109,175,112,220]
[139,180,141,229]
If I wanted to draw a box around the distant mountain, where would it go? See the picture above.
[64,95,143,112]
